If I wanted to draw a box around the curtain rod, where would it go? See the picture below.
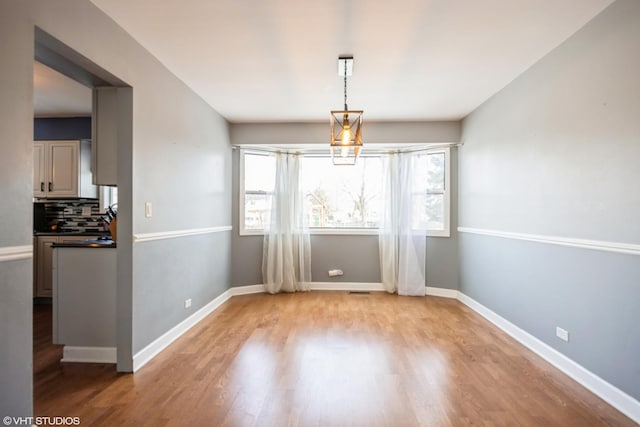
[231,142,460,156]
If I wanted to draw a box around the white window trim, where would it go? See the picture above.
[239,148,272,236]
[425,146,451,238]
[239,147,451,237]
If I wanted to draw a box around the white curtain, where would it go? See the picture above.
[262,152,311,294]
[379,152,426,296]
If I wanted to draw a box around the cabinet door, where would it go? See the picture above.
[48,141,79,198]
[36,236,58,298]
[33,142,46,198]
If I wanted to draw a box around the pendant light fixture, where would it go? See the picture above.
[330,56,363,165]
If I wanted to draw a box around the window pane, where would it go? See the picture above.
[243,153,275,231]
[426,152,445,193]
[300,157,382,228]
[425,194,444,230]
[244,193,272,230]
[245,153,275,192]
[412,194,429,230]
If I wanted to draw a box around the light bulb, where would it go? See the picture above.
[341,127,352,145]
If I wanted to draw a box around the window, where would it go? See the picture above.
[239,151,276,234]
[239,147,450,237]
[300,156,382,231]
[411,148,450,237]
[99,186,118,213]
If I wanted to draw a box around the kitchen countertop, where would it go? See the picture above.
[52,239,117,248]
[34,231,111,237]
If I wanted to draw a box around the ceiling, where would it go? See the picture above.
[37,0,615,122]
[33,61,92,117]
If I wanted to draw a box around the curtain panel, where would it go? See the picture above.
[262,152,311,293]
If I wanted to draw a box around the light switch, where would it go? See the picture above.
[145,202,152,218]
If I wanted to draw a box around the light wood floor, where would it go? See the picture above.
[34,292,636,426]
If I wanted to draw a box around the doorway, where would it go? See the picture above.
[33,26,133,376]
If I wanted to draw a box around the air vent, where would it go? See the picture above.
[349,291,370,295]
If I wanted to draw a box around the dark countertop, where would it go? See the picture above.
[52,239,117,248]
[34,231,110,237]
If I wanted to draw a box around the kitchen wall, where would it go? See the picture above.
[459,0,640,402]
[34,116,91,140]
[36,199,105,233]
[230,132,460,290]
[1,0,232,417]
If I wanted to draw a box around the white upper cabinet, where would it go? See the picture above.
[48,141,78,197]
[33,142,46,197]
[33,140,97,199]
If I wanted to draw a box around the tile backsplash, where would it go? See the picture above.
[37,199,107,233]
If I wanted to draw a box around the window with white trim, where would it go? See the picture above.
[239,151,276,234]
[411,148,450,237]
[239,147,450,236]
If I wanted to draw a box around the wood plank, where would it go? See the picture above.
[34,292,636,426]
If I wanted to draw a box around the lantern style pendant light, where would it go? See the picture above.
[330,56,363,165]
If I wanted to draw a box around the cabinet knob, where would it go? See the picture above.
[48,182,52,192]
[40,182,44,192]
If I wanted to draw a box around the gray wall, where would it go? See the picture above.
[1,2,40,417]
[0,0,232,415]
[133,232,231,352]
[230,146,459,289]
[459,0,640,401]
[230,121,461,146]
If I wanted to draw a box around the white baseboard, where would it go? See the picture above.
[456,292,640,424]
[61,346,116,364]
[132,288,234,372]
[231,282,387,293]
[231,284,265,295]
[426,286,458,298]
[310,282,386,292]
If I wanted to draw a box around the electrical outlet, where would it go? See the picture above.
[184,298,192,309]
[556,327,569,342]
[82,207,92,216]
[328,269,344,277]
[145,202,152,218]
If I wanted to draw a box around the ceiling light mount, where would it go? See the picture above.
[337,56,353,77]
[330,56,363,166]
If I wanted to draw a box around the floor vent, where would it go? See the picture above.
[349,291,371,295]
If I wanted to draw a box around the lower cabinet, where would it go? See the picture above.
[34,235,100,298]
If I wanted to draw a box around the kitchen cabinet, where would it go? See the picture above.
[36,236,58,298]
[33,140,97,199]
[52,246,116,356]
[34,235,101,298]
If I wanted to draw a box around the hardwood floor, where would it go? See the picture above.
[34,292,636,426]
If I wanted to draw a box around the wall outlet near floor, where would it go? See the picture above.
[184,298,192,309]
[145,202,152,218]
[556,326,569,342]
[328,269,344,277]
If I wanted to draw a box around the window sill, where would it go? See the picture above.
[240,228,451,237]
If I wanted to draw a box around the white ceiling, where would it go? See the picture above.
[33,61,92,117]
[41,0,615,122]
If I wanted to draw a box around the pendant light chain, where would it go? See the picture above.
[344,59,348,110]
